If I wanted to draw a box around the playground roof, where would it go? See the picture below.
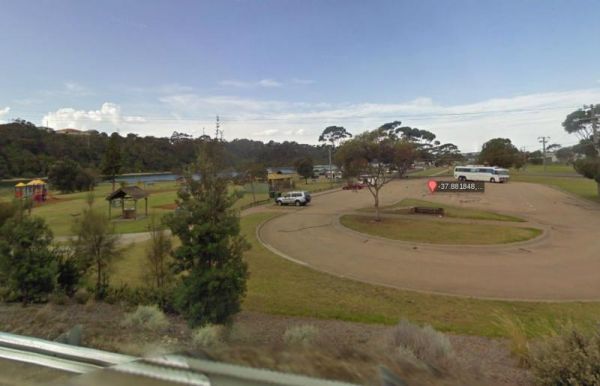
[15,182,26,187]
[26,179,45,186]
[105,186,149,201]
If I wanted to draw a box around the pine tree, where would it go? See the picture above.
[165,139,249,327]
[101,133,122,192]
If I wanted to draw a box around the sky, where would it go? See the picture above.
[2,0,600,152]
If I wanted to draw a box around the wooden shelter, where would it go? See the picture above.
[105,186,149,220]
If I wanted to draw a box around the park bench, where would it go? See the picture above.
[410,206,445,216]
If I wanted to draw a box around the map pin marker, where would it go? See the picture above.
[427,180,437,193]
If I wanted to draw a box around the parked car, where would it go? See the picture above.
[275,191,311,206]
[342,182,367,190]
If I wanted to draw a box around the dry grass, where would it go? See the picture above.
[283,325,319,348]
[390,320,454,370]
[192,325,225,349]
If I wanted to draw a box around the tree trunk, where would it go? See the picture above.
[374,192,380,221]
[111,177,116,192]
[96,260,102,296]
[597,181,600,197]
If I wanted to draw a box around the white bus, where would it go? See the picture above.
[453,165,510,183]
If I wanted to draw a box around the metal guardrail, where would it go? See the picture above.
[0,332,358,386]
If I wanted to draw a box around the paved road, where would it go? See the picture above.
[259,179,600,301]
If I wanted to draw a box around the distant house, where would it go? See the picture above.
[56,128,91,136]
[461,152,480,163]
[313,164,339,175]
[266,167,298,191]
[545,151,559,163]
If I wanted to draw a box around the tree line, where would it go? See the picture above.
[0,121,330,179]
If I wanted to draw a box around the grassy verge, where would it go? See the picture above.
[240,212,600,337]
[407,167,451,177]
[340,214,541,245]
[512,163,577,175]
[363,198,525,222]
[511,175,599,202]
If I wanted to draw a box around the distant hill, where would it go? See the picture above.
[0,122,329,179]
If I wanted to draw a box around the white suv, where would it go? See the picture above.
[275,191,311,206]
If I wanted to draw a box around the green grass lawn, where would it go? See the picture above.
[4,181,270,236]
[340,214,541,244]
[511,174,600,202]
[365,198,525,222]
[288,177,343,193]
[407,167,451,177]
[512,163,577,175]
[110,211,600,338]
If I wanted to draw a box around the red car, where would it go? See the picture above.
[342,182,366,190]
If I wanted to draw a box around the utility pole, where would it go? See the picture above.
[538,136,550,173]
[215,115,220,139]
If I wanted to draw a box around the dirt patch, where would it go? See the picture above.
[0,303,530,385]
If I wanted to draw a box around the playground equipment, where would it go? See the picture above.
[14,179,47,202]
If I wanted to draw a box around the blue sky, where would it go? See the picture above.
[2,0,600,151]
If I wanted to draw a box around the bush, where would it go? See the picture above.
[0,213,59,304]
[48,160,97,193]
[123,305,168,332]
[73,288,90,304]
[192,325,225,349]
[390,320,453,369]
[530,327,600,385]
[57,257,81,297]
[283,325,319,348]
[49,291,69,305]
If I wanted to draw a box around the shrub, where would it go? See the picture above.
[57,256,81,297]
[49,291,68,305]
[73,288,90,304]
[192,325,225,349]
[0,213,59,304]
[530,327,600,385]
[390,320,453,369]
[48,160,97,193]
[283,325,319,348]
[123,305,168,332]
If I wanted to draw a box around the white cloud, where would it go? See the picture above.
[0,106,9,123]
[42,102,146,131]
[156,88,600,151]
[291,78,315,85]
[253,128,279,136]
[41,82,92,97]
[219,78,283,88]
[35,88,600,152]
[257,79,282,88]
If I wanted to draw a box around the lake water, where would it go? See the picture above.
[114,173,179,184]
